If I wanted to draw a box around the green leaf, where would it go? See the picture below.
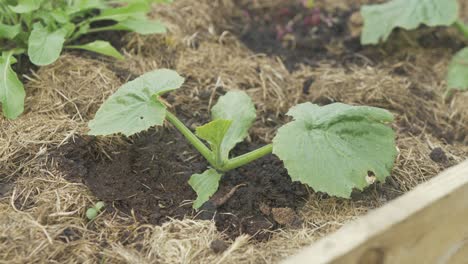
[67,0,107,14]
[8,0,41,13]
[196,119,232,155]
[189,168,223,209]
[273,103,397,198]
[86,208,98,220]
[94,2,150,21]
[0,53,25,119]
[0,23,21,40]
[211,91,256,160]
[27,23,67,66]
[88,69,185,136]
[94,201,105,211]
[109,18,167,34]
[447,47,468,92]
[361,0,458,44]
[50,10,70,24]
[67,41,124,60]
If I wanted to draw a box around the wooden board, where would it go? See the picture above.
[283,160,468,264]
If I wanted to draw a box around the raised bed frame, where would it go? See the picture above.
[284,160,468,264]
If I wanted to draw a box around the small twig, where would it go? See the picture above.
[213,184,247,207]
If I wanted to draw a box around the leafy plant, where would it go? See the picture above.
[88,69,398,209]
[0,0,171,119]
[360,0,468,95]
[86,201,105,220]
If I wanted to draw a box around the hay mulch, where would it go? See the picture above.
[1,0,467,263]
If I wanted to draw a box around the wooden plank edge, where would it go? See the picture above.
[282,160,468,264]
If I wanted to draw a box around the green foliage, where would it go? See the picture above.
[360,0,468,96]
[27,23,68,65]
[447,47,468,92]
[196,119,233,163]
[0,52,25,119]
[211,91,256,161]
[86,201,105,220]
[89,70,398,209]
[67,40,125,60]
[272,103,397,197]
[188,169,223,209]
[360,0,458,44]
[88,69,185,136]
[0,0,170,119]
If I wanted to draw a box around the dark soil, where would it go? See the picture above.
[53,117,308,240]
[230,3,466,70]
[231,3,360,69]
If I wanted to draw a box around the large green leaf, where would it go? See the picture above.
[211,91,256,160]
[447,47,468,92]
[108,18,167,34]
[273,103,397,198]
[0,53,25,119]
[361,0,458,44]
[88,69,184,136]
[67,41,124,60]
[8,0,41,13]
[0,24,21,40]
[195,119,232,155]
[27,23,67,66]
[188,168,223,209]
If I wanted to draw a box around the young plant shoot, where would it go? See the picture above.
[0,0,172,120]
[88,69,398,209]
[360,0,468,95]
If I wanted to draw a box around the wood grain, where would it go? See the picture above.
[283,160,468,264]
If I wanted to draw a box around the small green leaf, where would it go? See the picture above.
[189,168,223,209]
[273,103,397,198]
[0,53,25,119]
[50,10,70,24]
[86,208,98,220]
[8,0,41,13]
[88,69,185,136]
[447,47,468,92]
[94,201,105,211]
[28,23,67,66]
[211,91,256,160]
[361,0,458,44]
[109,18,167,34]
[67,41,124,60]
[196,119,232,154]
[0,23,21,40]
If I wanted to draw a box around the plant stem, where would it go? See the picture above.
[221,144,273,171]
[87,26,117,34]
[454,20,468,39]
[165,111,216,167]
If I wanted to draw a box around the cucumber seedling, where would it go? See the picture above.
[86,201,105,220]
[88,69,398,209]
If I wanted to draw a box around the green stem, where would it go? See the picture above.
[454,20,468,40]
[221,144,273,172]
[87,26,118,34]
[165,111,216,167]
